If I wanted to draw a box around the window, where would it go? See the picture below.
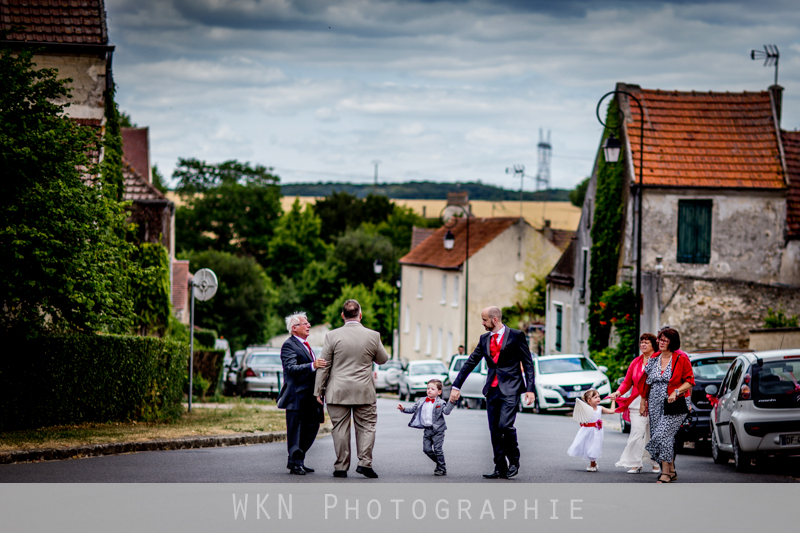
[417,270,424,298]
[440,274,447,305]
[414,323,421,352]
[426,326,432,355]
[555,304,563,352]
[579,248,588,301]
[677,200,712,264]
[437,328,443,358]
[403,305,410,333]
[447,332,453,357]
[452,275,460,306]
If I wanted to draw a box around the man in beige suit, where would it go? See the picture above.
[314,299,389,478]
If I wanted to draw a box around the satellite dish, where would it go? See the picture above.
[193,268,218,301]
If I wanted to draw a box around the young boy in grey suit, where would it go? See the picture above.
[397,379,457,475]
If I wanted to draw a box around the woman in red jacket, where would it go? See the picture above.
[609,333,661,474]
[640,328,695,483]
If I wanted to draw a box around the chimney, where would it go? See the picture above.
[770,84,783,124]
[543,219,552,241]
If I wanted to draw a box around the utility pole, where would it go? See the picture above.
[372,160,381,193]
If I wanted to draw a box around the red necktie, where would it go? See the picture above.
[490,333,503,387]
[425,397,435,403]
[303,341,315,361]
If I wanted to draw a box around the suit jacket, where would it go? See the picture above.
[313,321,390,405]
[452,326,535,398]
[401,397,456,431]
[277,336,318,411]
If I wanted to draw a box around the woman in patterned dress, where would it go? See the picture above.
[639,328,695,483]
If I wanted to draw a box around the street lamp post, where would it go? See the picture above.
[596,90,644,354]
[441,205,470,353]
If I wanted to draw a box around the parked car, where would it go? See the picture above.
[673,350,739,451]
[235,346,284,398]
[708,349,800,471]
[223,349,246,396]
[448,355,487,409]
[398,360,452,401]
[520,354,611,413]
[374,359,403,391]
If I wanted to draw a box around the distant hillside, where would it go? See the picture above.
[280,181,571,202]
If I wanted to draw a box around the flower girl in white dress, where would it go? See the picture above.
[568,389,617,471]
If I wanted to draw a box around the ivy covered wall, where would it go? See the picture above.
[588,97,627,353]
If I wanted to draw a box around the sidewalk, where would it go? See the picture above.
[0,403,328,465]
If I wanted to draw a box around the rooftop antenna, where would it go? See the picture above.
[371,160,381,192]
[751,45,780,85]
[505,164,526,218]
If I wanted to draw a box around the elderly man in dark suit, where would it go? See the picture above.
[450,306,535,479]
[277,312,328,475]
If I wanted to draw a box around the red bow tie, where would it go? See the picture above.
[425,398,435,403]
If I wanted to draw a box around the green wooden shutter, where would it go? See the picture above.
[555,305,562,352]
[677,200,712,264]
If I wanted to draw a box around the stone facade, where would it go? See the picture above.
[32,54,108,121]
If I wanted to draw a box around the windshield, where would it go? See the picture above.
[410,363,447,375]
[691,357,735,380]
[248,353,282,366]
[538,358,596,374]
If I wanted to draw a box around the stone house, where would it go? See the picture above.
[547,82,800,354]
[399,215,572,363]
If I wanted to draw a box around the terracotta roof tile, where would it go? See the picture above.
[546,238,576,287]
[542,227,574,252]
[122,158,166,202]
[400,217,520,270]
[783,130,800,238]
[621,87,785,189]
[172,260,190,311]
[121,127,150,183]
[410,226,436,250]
[0,0,107,45]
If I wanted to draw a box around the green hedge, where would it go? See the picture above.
[190,348,225,396]
[0,334,187,430]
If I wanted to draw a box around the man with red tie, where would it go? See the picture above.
[277,312,328,475]
[450,306,535,478]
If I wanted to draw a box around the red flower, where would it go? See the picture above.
[599,321,607,326]
[599,302,607,309]
[610,317,618,323]
[625,314,631,320]
[596,420,603,430]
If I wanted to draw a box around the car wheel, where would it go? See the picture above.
[733,432,753,472]
[532,398,546,414]
[620,413,631,434]
[711,428,730,465]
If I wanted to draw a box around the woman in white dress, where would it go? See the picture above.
[609,333,661,474]
[568,389,617,471]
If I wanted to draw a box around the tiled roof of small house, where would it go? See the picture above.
[541,227,574,252]
[410,226,436,250]
[782,130,800,238]
[400,217,520,270]
[620,85,785,189]
[122,158,166,202]
[1,0,108,45]
[546,237,576,287]
[121,127,150,183]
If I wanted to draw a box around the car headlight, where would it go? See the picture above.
[540,384,559,390]
[595,378,609,388]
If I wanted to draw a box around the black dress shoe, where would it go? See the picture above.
[289,466,306,475]
[302,466,315,473]
[356,466,379,478]
[483,470,508,479]
[333,470,347,478]
[506,464,519,478]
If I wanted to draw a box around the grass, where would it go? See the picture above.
[0,400,290,453]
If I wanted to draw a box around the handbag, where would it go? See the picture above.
[663,393,689,416]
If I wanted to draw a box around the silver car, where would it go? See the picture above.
[398,360,452,401]
[708,349,800,471]
[448,355,488,409]
[236,347,284,398]
[374,359,403,391]
[223,349,245,396]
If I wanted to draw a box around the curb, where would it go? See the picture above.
[0,427,332,465]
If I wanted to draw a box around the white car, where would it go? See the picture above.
[448,355,488,409]
[519,354,611,413]
[398,360,452,401]
[708,349,800,471]
[373,359,403,391]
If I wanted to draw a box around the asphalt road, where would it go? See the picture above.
[1,398,798,483]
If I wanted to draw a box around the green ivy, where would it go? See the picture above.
[101,85,125,202]
[588,97,625,353]
[132,242,171,336]
[589,283,637,382]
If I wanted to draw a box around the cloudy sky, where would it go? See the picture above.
[106,0,800,191]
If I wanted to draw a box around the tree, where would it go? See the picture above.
[179,250,280,351]
[131,243,171,336]
[569,177,590,208]
[376,204,437,255]
[0,46,134,335]
[151,164,168,194]
[333,225,396,287]
[266,198,330,282]
[174,158,282,265]
[324,284,378,331]
[313,191,393,242]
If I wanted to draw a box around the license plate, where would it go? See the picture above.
[781,434,800,446]
[682,441,695,449]
[260,372,276,378]
[567,391,582,398]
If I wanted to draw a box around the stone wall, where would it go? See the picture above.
[660,274,800,351]
[32,53,107,121]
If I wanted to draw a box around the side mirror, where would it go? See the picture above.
[705,384,718,396]
[598,366,608,374]
[615,376,625,386]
